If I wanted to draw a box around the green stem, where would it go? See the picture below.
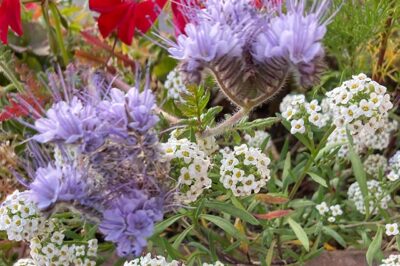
[48,2,69,65]
[0,61,25,93]
[201,108,250,138]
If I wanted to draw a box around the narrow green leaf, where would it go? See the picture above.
[235,117,280,131]
[308,172,328,187]
[204,200,260,225]
[282,152,291,183]
[201,214,248,242]
[322,226,346,248]
[347,130,369,215]
[153,214,184,236]
[172,225,193,249]
[366,227,383,266]
[266,239,276,266]
[287,217,310,251]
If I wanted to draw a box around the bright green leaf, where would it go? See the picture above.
[287,217,310,251]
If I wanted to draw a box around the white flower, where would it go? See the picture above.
[330,205,343,217]
[164,69,187,101]
[385,223,399,236]
[316,202,329,215]
[50,231,65,245]
[359,99,374,117]
[348,180,390,215]
[306,100,322,113]
[124,253,180,266]
[327,216,335,223]
[290,119,305,134]
[244,130,271,151]
[283,106,297,120]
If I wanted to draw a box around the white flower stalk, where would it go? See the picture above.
[161,137,212,203]
[30,230,98,266]
[347,180,390,215]
[280,94,329,135]
[325,73,393,136]
[0,190,48,242]
[388,151,400,181]
[124,253,180,266]
[219,144,271,197]
[315,202,343,223]
[164,68,187,101]
[244,130,271,151]
[381,254,400,266]
[363,154,388,176]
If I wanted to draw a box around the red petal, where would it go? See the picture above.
[3,0,23,36]
[97,3,131,39]
[171,1,188,35]
[0,12,8,44]
[89,0,124,13]
[116,5,137,45]
[134,0,167,34]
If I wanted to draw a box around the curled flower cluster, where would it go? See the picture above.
[388,151,400,181]
[380,254,400,266]
[18,69,168,258]
[168,0,332,107]
[124,253,180,266]
[244,130,271,151]
[347,180,390,215]
[315,202,343,223]
[161,137,212,203]
[164,68,187,101]
[280,94,329,134]
[363,154,388,177]
[385,223,399,236]
[0,190,47,242]
[325,74,393,135]
[30,231,98,266]
[219,145,271,197]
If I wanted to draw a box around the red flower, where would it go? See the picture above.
[0,95,43,122]
[89,0,168,45]
[0,0,23,44]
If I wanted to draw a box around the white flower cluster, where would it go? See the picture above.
[219,145,271,197]
[244,130,271,151]
[161,137,212,203]
[381,254,400,266]
[363,154,388,176]
[315,202,343,223]
[385,223,399,236]
[280,94,329,135]
[13,259,36,266]
[30,232,98,266]
[325,73,393,135]
[197,136,219,155]
[388,151,400,181]
[164,68,187,100]
[355,118,397,151]
[347,180,390,214]
[124,253,180,266]
[0,190,47,242]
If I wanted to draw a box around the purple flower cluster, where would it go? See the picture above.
[99,191,163,257]
[21,69,166,257]
[33,82,158,152]
[168,0,333,108]
[29,164,86,210]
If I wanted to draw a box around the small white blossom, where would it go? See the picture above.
[385,223,399,236]
[380,254,400,266]
[124,253,180,266]
[316,202,329,215]
[290,119,305,134]
[164,68,187,100]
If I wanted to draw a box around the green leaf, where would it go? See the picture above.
[282,152,291,190]
[347,130,369,215]
[204,200,260,225]
[234,117,280,131]
[153,214,184,236]
[322,226,346,248]
[172,225,193,249]
[201,214,248,242]
[287,217,310,251]
[308,172,328,187]
[366,227,383,266]
[201,106,223,126]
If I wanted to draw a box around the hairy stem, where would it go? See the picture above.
[202,108,250,138]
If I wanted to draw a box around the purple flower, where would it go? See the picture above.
[126,88,159,133]
[28,164,87,210]
[253,0,331,65]
[99,191,163,257]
